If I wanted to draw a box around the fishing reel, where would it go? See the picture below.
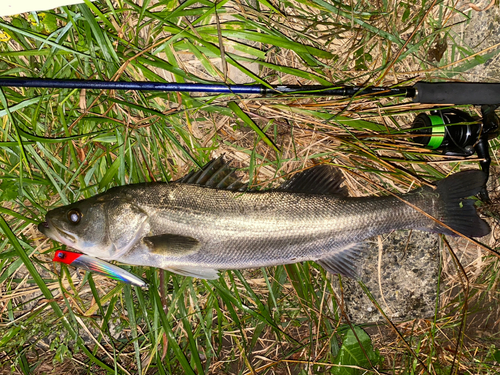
[411,105,500,182]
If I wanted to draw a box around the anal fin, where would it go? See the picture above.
[316,242,367,279]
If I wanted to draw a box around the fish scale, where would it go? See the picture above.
[38,159,490,280]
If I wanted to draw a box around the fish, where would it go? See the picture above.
[38,158,490,280]
[53,250,147,287]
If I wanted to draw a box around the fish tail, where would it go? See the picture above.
[433,170,490,237]
[317,170,490,280]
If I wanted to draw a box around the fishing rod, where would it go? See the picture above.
[1,77,500,105]
[1,76,499,186]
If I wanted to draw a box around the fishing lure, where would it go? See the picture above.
[53,250,147,288]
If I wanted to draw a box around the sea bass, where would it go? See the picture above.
[38,158,490,279]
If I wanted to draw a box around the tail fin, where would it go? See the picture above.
[435,170,490,237]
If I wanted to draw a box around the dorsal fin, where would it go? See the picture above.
[174,156,247,191]
[277,165,348,196]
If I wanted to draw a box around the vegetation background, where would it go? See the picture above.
[0,0,499,373]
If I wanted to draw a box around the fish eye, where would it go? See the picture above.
[57,252,66,259]
[67,209,82,224]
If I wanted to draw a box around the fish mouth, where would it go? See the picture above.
[38,219,76,245]
[37,221,49,233]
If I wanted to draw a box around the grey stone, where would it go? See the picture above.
[331,230,440,324]
[453,7,500,80]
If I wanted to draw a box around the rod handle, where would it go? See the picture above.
[414,82,500,105]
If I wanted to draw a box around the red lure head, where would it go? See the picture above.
[53,250,82,265]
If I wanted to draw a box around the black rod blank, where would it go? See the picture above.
[0,77,415,98]
[1,77,500,105]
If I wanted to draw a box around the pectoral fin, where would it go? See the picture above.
[143,234,201,256]
[143,234,218,278]
[316,242,368,279]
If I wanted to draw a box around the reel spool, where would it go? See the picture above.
[411,109,481,156]
[411,105,500,199]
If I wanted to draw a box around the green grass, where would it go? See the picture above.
[0,0,499,374]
